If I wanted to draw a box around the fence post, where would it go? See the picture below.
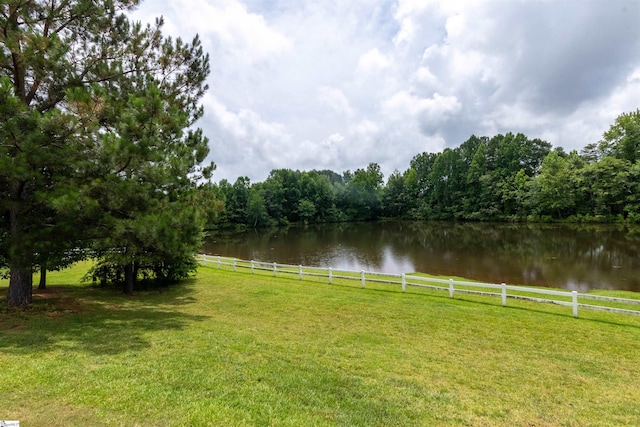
[202,254,207,266]
[299,265,303,280]
[329,267,332,284]
[572,291,578,318]
[233,258,236,272]
[217,256,221,269]
[273,262,277,277]
[502,283,507,306]
[251,260,254,274]
[361,270,365,288]
[449,279,454,298]
[402,274,406,293]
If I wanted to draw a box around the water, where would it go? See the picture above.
[203,221,640,292]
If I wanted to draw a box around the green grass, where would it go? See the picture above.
[2,263,640,426]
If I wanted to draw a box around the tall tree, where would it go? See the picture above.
[341,163,383,221]
[382,170,408,217]
[0,1,211,305]
[532,151,581,218]
[88,81,211,294]
[601,109,640,163]
[429,148,463,218]
[299,171,335,222]
[580,157,630,218]
[246,185,271,228]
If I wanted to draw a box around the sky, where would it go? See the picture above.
[131,0,640,183]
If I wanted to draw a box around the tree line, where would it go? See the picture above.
[205,109,640,229]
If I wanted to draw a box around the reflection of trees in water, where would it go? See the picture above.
[400,222,640,290]
[204,222,640,291]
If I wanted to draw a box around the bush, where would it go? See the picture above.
[85,255,198,289]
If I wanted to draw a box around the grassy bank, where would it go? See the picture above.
[2,263,640,426]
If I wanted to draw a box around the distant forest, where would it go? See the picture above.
[202,109,640,228]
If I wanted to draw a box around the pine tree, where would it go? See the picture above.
[1,1,212,305]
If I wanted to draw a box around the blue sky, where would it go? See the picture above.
[131,0,640,183]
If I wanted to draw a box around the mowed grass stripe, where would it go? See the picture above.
[1,263,640,426]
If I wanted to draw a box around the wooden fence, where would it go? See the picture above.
[199,254,640,318]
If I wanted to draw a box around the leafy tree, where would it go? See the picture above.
[299,171,335,222]
[474,133,551,218]
[429,148,464,218]
[316,169,344,186]
[228,177,251,224]
[382,170,408,217]
[499,169,531,218]
[196,182,226,230]
[340,163,383,221]
[580,142,609,163]
[246,185,271,228]
[402,167,420,217]
[465,138,489,216]
[532,151,579,218]
[409,152,437,198]
[580,157,630,218]
[259,170,292,224]
[625,162,640,221]
[602,109,640,163]
[297,199,316,223]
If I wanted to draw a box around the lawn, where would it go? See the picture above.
[2,262,640,426]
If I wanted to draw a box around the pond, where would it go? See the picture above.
[203,221,640,292]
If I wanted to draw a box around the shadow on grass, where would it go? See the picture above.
[0,280,209,356]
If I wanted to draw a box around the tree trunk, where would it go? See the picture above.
[7,183,33,307]
[7,266,33,307]
[123,262,135,295]
[38,266,47,290]
[133,261,139,283]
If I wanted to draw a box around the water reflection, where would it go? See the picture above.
[203,221,640,292]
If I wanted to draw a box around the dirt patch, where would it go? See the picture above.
[32,286,85,315]
[33,286,65,298]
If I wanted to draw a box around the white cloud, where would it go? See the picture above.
[358,48,391,72]
[131,0,640,182]
[207,96,288,143]
[318,87,354,117]
[350,119,380,138]
[132,0,292,65]
[444,14,465,41]
[413,67,437,85]
[383,91,462,124]
[392,0,435,44]
[210,1,292,63]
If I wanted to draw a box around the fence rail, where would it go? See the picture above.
[199,254,640,318]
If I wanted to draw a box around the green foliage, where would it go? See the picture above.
[531,151,578,218]
[1,0,211,305]
[86,254,197,288]
[338,163,383,221]
[602,109,640,163]
[205,110,640,228]
[581,157,631,217]
[381,170,408,217]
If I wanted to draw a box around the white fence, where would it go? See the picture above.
[199,254,640,319]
